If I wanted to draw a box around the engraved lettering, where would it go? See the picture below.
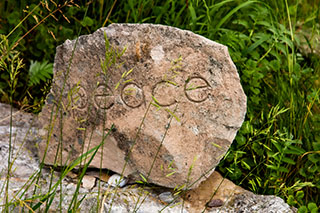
[69,84,89,119]
[93,84,114,109]
[121,82,144,108]
[152,81,178,107]
[184,76,210,103]
[71,76,211,112]
[73,85,87,109]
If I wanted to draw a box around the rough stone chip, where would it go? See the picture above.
[39,23,247,189]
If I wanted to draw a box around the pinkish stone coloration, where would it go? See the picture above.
[39,24,247,189]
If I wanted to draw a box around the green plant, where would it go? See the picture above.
[287,189,319,213]
[1,0,320,211]
[178,0,317,199]
[0,34,24,213]
[0,0,80,112]
[0,35,24,103]
[298,203,319,213]
[288,190,319,213]
[216,0,320,204]
[28,60,53,86]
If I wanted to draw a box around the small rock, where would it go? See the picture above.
[82,175,96,189]
[207,199,223,207]
[108,174,127,187]
[66,171,78,179]
[158,191,174,203]
[86,170,111,183]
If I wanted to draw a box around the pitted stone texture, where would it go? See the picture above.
[185,171,297,213]
[39,24,247,189]
[0,103,39,203]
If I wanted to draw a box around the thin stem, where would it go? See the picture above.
[102,0,118,27]
[0,1,70,61]
[4,101,13,213]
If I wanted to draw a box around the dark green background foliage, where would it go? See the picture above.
[1,0,319,210]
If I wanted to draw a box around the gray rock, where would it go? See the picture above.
[0,102,295,213]
[158,191,174,203]
[0,103,38,181]
[108,174,128,187]
[39,23,247,189]
[219,193,296,213]
[0,103,39,202]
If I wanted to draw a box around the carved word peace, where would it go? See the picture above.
[71,76,211,110]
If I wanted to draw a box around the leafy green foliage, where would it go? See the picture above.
[212,0,320,206]
[28,60,53,86]
[290,190,320,213]
[0,34,52,112]
[0,0,319,209]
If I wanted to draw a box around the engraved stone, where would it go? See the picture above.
[38,24,247,189]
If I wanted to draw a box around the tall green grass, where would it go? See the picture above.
[0,0,319,211]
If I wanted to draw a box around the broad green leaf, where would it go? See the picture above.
[308,202,318,212]
[188,3,197,24]
[283,146,306,155]
[296,190,305,200]
[287,195,296,206]
[28,60,53,86]
[282,157,296,165]
[298,206,307,213]
[81,16,94,27]
[235,134,246,146]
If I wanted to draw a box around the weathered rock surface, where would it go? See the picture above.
[39,23,247,189]
[184,171,297,212]
[0,103,39,181]
[0,103,295,212]
[0,103,39,207]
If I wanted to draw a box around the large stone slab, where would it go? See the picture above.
[39,24,247,189]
